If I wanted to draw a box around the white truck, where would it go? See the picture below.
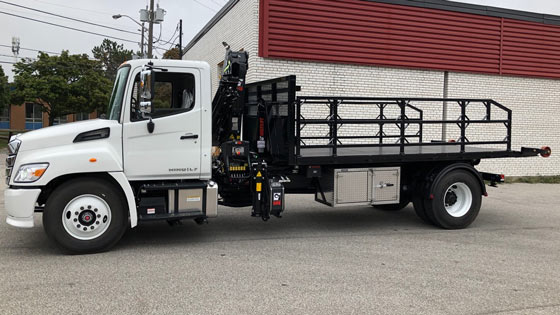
[4,47,551,253]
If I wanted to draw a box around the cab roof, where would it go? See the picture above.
[121,59,210,71]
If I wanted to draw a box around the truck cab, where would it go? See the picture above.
[5,59,217,252]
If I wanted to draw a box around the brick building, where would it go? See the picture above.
[0,102,94,130]
[185,0,559,176]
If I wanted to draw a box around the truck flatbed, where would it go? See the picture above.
[243,77,546,166]
[297,145,540,165]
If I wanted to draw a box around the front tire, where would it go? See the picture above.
[424,170,482,229]
[43,177,127,254]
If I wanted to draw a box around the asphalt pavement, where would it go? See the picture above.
[0,159,559,314]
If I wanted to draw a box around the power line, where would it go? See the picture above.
[29,0,120,17]
[209,0,227,7]
[0,44,60,55]
[0,53,37,60]
[192,0,218,12]
[0,10,139,44]
[158,23,179,46]
[0,60,16,64]
[0,0,139,36]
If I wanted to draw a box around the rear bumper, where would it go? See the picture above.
[4,188,41,228]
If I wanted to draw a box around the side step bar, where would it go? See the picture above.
[138,210,205,221]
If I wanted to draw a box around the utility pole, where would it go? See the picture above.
[178,19,182,60]
[147,0,154,58]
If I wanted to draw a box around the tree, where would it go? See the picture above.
[0,66,9,112]
[163,47,180,60]
[11,51,112,126]
[92,39,133,81]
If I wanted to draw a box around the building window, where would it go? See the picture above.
[0,106,9,129]
[75,112,89,121]
[53,115,68,125]
[25,103,43,130]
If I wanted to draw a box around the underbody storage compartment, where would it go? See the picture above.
[167,181,218,218]
[316,167,400,207]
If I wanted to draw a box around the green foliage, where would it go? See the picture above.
[10,51,112,126]
[0,66,9,112]
[92,39,133,81]
[163,47,180,60]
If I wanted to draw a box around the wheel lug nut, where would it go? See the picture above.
[87,205,92,209]
[83,227,87,231]
[91,226,94,230]
[96,221,100,225]
[75,211,79,215]
[80,207,84,210]
[73,218,77,222]
[97,214,101,218]
[94,208,98,212]
[77,224,81,228]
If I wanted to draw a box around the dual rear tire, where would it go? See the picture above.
[413,170,482,229]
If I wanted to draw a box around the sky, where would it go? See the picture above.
[1,0,560,81]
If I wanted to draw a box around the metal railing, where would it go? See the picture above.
[295,97,512,157]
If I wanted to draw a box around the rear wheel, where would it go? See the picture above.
[412,191,432,224]
[424,170,482,229]
[412,180,433,224]
[43,178,127,254]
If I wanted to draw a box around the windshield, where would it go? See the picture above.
[106,66,131,121]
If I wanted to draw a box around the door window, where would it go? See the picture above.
[131,71,196,121]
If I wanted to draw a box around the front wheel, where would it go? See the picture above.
[424,170,482,229]
[43,177,127,254]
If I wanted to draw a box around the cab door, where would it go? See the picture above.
[122,67,202,180]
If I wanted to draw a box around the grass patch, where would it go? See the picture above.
[506,176,560,184]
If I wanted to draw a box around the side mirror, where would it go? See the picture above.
[139,68,155,117]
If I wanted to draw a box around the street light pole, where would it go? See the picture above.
[141,22,145,57]
[112,14,146,58]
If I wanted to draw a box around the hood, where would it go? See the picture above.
[16,119,121,152]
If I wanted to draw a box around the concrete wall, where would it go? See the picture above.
[185,0,559,176]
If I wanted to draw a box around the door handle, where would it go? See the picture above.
[180,133,199,140]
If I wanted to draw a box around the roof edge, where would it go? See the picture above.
[364,0,560,25]
[184,0,560,56]
[183,0,240,55]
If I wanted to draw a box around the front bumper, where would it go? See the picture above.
[4,188,41,228]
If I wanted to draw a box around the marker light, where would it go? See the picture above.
[14,163,49,183]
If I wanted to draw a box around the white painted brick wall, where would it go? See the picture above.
[185,0,559,176]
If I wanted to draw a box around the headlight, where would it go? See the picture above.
[14,163,49,183]
[8,139,21,155]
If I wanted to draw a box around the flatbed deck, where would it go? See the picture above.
[296,145,536,165]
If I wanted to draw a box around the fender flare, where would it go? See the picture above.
[109,172,138,228]
[428,163,486,197]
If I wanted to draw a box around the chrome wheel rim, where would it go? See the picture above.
[62,194,111,240]
[444,182,472,218]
